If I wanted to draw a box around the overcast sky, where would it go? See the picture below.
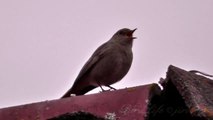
[0,0,213,108]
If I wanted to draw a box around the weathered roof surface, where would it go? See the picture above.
[0,84,160,120]
[164,65,213,119]
[1,65,212,119]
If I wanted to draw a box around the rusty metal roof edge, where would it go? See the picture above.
[0,84,161,120]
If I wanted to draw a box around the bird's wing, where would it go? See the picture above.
[73,42,111,84]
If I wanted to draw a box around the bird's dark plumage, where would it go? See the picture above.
[61,28,136,98]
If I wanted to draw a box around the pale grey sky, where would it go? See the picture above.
[0,0,213,108]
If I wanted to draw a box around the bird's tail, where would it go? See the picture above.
[61,85,97,98]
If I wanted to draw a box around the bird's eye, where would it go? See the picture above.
[119,31,124,35]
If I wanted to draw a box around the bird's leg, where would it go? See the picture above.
[96,80,106,92]
[99,85,105,92]
[96,80,116,92]
[106,85,116,90]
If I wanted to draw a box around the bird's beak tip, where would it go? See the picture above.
[132,28,137,32]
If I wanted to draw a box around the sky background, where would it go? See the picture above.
[0,0,213,108]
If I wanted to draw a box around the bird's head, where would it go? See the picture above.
[111,28,137,45]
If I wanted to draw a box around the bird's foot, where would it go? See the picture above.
[98,85,116,93]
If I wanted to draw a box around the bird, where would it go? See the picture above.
[61,28,137,98]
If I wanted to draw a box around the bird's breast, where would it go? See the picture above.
[91,47,133,85]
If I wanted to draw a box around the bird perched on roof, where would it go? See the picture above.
[61,28,137,98]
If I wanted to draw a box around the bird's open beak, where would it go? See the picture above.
[131,28,137,39]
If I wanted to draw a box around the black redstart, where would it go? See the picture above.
[61,28,136,98]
